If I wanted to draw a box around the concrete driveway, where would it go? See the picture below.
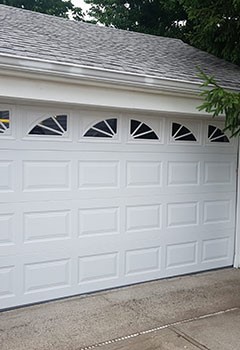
[0,268,240,350]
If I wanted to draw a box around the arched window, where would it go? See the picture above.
[0,110,10,135]
[29,115,67,136]
[84,118,117,138]
[208,125,229,143]
[130,119,158,140]
[172,122,197,141]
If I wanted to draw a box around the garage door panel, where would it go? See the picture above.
[78,252,119,283]
[23,209,71,242]
[23,160,71,192]
[125,204,162,232]
[201,237,233,263]
[203,199,233,225]
[125,246,161,273]
[166,241,198,270]
[24,258,71,294]
[126,160,162,187]
[78,160,120,189]
[203,161,235,185]
[167,160,200,186]
[167,201,199,228]
[78,207,119,236]
[10,253,75,302]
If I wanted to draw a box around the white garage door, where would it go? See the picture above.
[0,105,237,309]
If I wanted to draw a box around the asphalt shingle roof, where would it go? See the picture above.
[0,4,240,89]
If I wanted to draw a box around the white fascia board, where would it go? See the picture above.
[0,53,205,96]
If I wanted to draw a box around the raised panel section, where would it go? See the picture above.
[0,214,14,245]
[24,210,70,242]
[204,200,231,224]
[24,259,70,293]
[202,238,229,262]
[167,202,198,227]
[166,242,197,268]
[0,266,14,297]
[127,161,161,187]
[79,207,119,236]
[0,161,13,191]
[168,162,199,186]
[126,205,161,232]
[78,252,118,283]
[23,161,70,191]
[125,247,160,275]
[204,162,232,184]
[78,161,119,188]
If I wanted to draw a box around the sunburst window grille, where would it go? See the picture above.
[172,122,197,141]
[0,110,10,134]
[84,118,117,138]
[208,125,229,143]
[29,115,67,136]
[130,119,158,140]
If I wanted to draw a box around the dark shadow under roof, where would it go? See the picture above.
[0,4,239,89]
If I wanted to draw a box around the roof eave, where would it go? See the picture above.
[0,53,238,96]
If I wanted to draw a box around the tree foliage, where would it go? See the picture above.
[85,0,240,66]
[181,0,240,66]
[0,0,84,19]
[198,71,240,137]
[85,0,189,39]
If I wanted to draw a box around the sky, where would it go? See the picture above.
[71,0,91,12]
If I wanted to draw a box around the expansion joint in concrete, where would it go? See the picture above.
[170,326,210,350]
[79,307,239,350]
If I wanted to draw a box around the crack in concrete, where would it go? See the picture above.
[78,307,239,350]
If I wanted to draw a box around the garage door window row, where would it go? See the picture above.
[27,116,230,144]
[0,110,231,144]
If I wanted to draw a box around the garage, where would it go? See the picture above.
[0,5,240,310]
[0,105,237,309]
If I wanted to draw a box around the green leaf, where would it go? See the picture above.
[197,69,240,137]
